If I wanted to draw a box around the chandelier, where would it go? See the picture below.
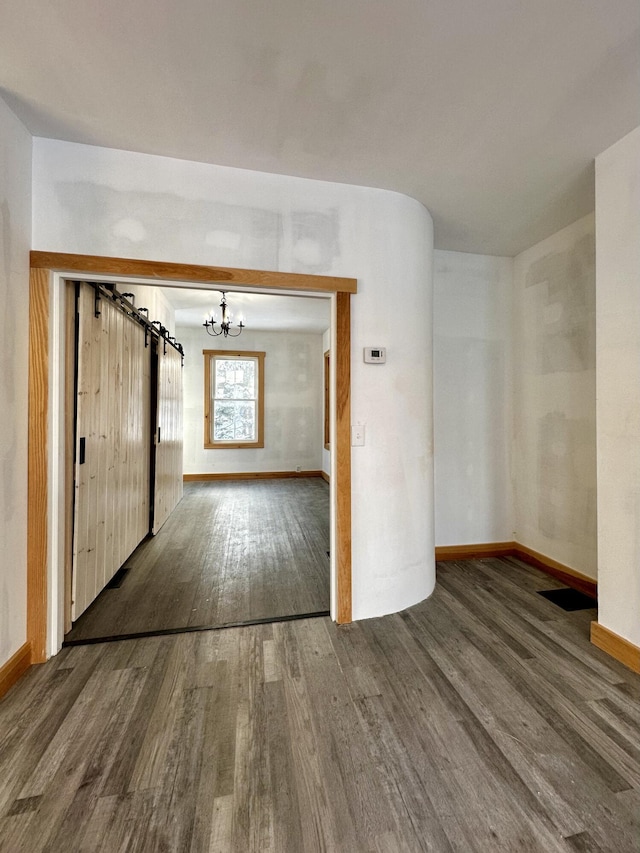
[203,291,245,338]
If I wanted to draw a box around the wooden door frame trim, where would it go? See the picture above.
[30,252,357,293]
[28,268,50,663]
[28,253,354,660]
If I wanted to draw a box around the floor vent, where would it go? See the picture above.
[537,587,597,611]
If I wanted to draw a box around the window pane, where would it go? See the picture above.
[213,400,256,441]
[212,402,236,441]
[214,359,256,399]
[235,402,256,440]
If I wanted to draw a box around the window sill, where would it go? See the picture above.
[205,441,264,450]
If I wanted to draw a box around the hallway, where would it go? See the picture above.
[65,478,330,643]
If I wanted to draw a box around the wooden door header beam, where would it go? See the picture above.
[30,252,357,294]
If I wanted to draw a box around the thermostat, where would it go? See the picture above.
[364,346,386,363]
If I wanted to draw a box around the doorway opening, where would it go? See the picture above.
[28,253,355,661]
[64,280,333,644]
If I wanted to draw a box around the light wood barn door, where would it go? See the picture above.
[152,341,184,534]
[72,284,152,620]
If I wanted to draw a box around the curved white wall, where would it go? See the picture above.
[32,138,435,621]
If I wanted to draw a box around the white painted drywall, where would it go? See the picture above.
[32,138,435,622]
[513,214,597,577]
[433,251,514,545]
[178,327,323,474]
[0,97,31,668]
[6,2,638,257]
[596,125,640,648]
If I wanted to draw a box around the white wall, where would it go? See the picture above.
[513,214,597,577]
[0,97,31,667]
[433,251,514,545]
[596,125,640,648]
[32,138,435,621]
[178,326,323,474]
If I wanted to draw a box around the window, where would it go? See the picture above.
[203,350,265,448]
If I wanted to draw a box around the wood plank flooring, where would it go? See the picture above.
[66,478,330,642]
[2,557,640,851]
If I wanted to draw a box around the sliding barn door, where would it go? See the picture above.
[72,283,152,620]
[152,341,184,534]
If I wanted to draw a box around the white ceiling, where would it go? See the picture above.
[1,0,638,255]
[161,287,331,333]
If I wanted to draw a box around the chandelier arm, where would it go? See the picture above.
[203,322,223,337]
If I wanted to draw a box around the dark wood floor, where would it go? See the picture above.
[2,557,640,852]
[66,478,330,642]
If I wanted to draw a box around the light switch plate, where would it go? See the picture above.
[351,424,365,446]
